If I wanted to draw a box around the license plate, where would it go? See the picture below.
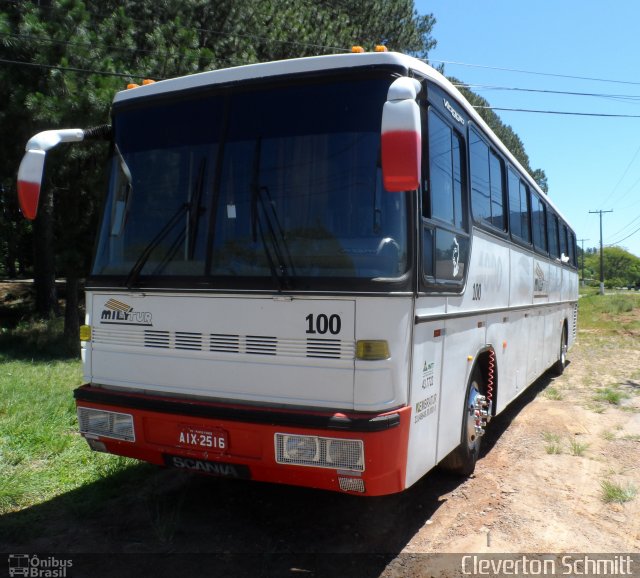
[177,425,228,451]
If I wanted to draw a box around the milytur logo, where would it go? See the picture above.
[8,554,72,578]
[100,298,152,326]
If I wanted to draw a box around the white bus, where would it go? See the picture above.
[18,50,578,496]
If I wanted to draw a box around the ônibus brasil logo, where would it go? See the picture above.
[8,554,72,577]
[100,298,152,326]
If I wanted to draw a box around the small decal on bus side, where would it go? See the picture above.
[472,283,482,301]
[422,360,435,390]
[443,98,465,125]
[415,393,438,423]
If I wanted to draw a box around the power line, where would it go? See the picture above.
[600,143,640,210]
[0,57,150,79]
[607,223,640,246]
[430,58,640,86]
[472,106,640,118]
[454,83,640,101]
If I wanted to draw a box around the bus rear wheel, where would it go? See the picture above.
[551,324,568,376]
[440,369,487,476]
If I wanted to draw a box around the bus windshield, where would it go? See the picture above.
[92,71,410,290]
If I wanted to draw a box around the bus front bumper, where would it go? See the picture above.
[74,384,411,496]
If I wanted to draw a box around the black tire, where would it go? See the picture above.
[439,368,484,476]
[551,324,568,376]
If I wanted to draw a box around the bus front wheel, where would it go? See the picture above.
[440,369,486,476]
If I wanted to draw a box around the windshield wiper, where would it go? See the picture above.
[250,137,295,290]
[125,158,208,287]
[124,202,190,289]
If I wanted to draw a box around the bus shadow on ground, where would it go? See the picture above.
[0,370,558,578]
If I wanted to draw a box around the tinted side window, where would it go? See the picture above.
[508,169,531,243]
[532,194,547,253]
[470,128,491,223]
[508,169,522,239]
[559,223,568,261]
[547,211,559,258]
[470,127,505,231]
[569,231,577,266]
[428,109,465,229]
[489,152,505,230]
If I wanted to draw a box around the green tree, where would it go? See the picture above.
[583,246,640,287]
[1,0,437,346]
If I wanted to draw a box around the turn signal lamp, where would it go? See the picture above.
[356,340,390,360]
[79,325,92,342]
[351,46,365,53]
[374,45,388,52]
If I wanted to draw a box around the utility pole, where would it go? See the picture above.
[578,238,589,286]
[589,210,613,295]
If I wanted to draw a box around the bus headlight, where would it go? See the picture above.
[282,435,319,462]
[275,433,364,471]
[77,407,135,442]
[327,439,364,470]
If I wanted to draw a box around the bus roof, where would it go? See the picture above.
[114,51,570,226]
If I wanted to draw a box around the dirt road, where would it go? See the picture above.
[1,287,639,577]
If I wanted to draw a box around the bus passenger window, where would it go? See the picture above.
[508,168,532,244]
[559,223,569,261]
[531,194,547,253]
[547,211,559,258]
[427,109,465,229]
[470,127,505,231]
[519,182,531,243]
[569,231,577,266]
[508,169,521,239]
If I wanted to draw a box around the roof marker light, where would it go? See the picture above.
[351,46,365,53]
[374,45,388,52]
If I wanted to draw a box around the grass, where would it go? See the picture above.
[544,386,563,400]
[600,480,637,504]
[0,318,141,517]
[543,432,563,455]
[577,291,640,338]
[593,387,631,406]
[568,438,589,457]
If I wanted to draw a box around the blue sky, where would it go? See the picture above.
[414,0,640,258]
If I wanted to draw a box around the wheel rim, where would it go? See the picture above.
[465,381,483,451]
[560,328,567,366]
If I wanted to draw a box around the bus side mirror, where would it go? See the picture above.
[17,149,47,220]
[16,128,85,220]
[381,77,422,192]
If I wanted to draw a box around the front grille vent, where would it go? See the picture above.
[307,338,342,359]
[144,330,170,349]
[246,335,277,356]
[210,333,240,353]
[175,331,202,351]
[95,328,354,359]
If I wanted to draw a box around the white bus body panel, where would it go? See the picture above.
[84,292,412,412]
[352,297,413,412]
[404,229,578,487]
